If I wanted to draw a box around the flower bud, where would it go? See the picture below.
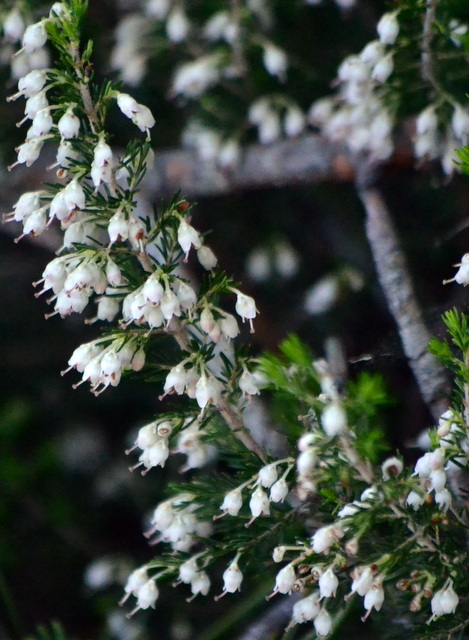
[381,456,403,480]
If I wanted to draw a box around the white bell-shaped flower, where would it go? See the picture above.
[249,485,270,518]
[363,581,384,615]
[219,313,239,339]
[166,7,190,42]
[197,245,217,270]
[220,489,243,516]
[58,107,80,139]
[351,566,374,596]
[297,448,317,476]
[318,568,338,599]
[190,571,210,596]
[136,579,158,609]
[314,608,332,636]
[311,524,344,554]
[431,580,459,617]
[150,501,174,531]
[179,557,198,584]
[222,561,243,593]
[405,490,425,511]
[321,402,347,437]
[195,374,222,408]
[22,21,48,53]
[16,139,44,167]
[263,43,287,80]
[270,478,288,503]
[108,210,129,243]
[292,593,321,623]
[235,292,258,333]
[258,464,278,488]
[377,12,399,45]
[164,364,187,395]
[239,370,260,396]
[274,564,296,594]
[4,8,25,42]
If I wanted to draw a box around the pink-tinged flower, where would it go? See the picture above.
[222,561,243,593]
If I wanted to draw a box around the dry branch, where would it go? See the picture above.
[357,182,450,420]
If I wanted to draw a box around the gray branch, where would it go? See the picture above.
[140,134,360,200]
[357,182,450,420]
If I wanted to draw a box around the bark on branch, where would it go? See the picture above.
[141,134,366,200]
[357,182,450,420]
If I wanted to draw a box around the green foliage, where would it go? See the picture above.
[24,622,74,640]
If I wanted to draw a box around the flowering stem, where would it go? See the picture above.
[463,350,469,428]
[68,43,99,133]
[169,318,267,462]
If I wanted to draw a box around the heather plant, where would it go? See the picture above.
[2,2,469,639]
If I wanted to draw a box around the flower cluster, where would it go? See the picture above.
[144,493,212,553]
[309,8,469,174]
[217,459,294,525]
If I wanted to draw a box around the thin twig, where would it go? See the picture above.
[421,0,438,89]
[356,179,450,420]
[69,43,100,133]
